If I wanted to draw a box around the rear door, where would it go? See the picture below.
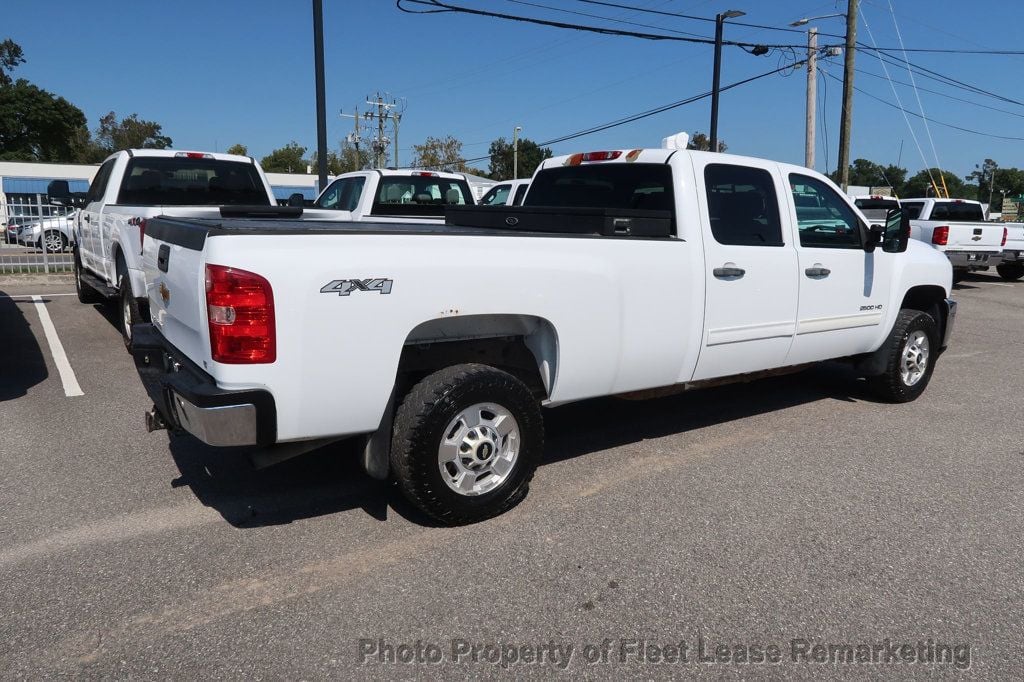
[785,172,893,364]
[691,159,799,381]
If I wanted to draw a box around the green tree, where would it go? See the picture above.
[0,79,90,162]
[311,150,345,175]
[966,158,998,202]
[903,169,969,199]
[411,135,471,172]
[487,136,552,180]
[0,38,26,87]
[687,131,726,153]
[225,143,248,156]
[338,138,370,172]
[261,141,309,173]
[94,111,172,152]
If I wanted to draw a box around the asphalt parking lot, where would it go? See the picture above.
[1,273,1021,678]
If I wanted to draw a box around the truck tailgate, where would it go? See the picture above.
[142,219,210,364]
[943,222,1004,251]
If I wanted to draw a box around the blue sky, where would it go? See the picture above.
[6,0,1023,180]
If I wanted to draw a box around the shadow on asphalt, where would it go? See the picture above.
[161,362,870,528]
[0,290,48,401]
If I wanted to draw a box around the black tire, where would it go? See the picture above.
[73,250,102,304]
[118,273,141,351]
[40,230,67,253]
[390,363,544,525]
[952,268,968,284]
[867,309,939,403]
[996,261,1024,281]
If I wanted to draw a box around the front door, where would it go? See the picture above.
[79,158,115,273]
[691,159,799,381]
[785,173,894,365]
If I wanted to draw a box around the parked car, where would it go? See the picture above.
[17,213,76,252]
[478,179,531,206]
[132,131,955,525]
[996,223,1024,281]
[48,149,280,350]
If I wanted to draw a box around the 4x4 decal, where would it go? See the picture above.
[320,278,394,296]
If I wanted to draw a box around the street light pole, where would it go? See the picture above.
[710,10,745,153]
[513,126,522,179]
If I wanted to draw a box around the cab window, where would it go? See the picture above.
[316,176,365,210]
[480,184,511,206]
[704,164,783,246]
[901,202,924,220]
[85,159,116,204]
[789,173,862,249]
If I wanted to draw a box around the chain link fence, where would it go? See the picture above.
[1,195,75,274]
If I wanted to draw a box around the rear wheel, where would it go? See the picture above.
[952,268,968,284]
[390,364,544,525]
[867,309,939,403]
[118,273,141,351]
[73,250,101,304]
[996,261,1024,281]
[41,230,67,253]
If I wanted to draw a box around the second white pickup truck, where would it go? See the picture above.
[302,168,475,222]
[901,198,1006,281]
[132,134,956,525]
[49,149,279,349]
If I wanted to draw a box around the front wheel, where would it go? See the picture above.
[390,364,544,525]
[996,261,1024,281]
[867,309,939,403]
[73,250,101,304]
[118,273,141,351]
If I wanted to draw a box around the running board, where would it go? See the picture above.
[80,270,117,298]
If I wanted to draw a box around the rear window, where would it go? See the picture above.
[370,175,473,217]
[525,163,674,211]
[929,201,985,222]
[902,202,924,220]
[854,197,899,221]
[116,157,270,206]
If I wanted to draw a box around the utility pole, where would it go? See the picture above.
[312,0,328,190]
[804,28,818,169]
[837,0,859,191]
[710,10,745,153]
[363,92,403,168]
[340,107,363,171]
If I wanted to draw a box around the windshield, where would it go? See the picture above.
[526,163,673,210]
[117,157,270,206]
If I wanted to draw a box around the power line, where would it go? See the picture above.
[426,60,805,170]
[854,67,1024,120]
[821,70,1024,141]
[396,0,814,50]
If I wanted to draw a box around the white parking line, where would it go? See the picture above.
[31,295,84,397]
[0,293,77,299]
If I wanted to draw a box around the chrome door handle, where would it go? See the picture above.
[805,266,831,278]
[713,266,746,278]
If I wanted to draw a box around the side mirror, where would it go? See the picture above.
[882,207,910,253]
[47,180,71,206]
[287,192,305,207]
[864,224,883,253]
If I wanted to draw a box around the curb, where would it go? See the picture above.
[0,274,75,286]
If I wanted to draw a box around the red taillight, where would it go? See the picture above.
[176,151,213,159]
[932,226,949,245]
[581,151,623,162]
[139,218,146,253]
[205,264,275,364]
[1002,227,1008,247]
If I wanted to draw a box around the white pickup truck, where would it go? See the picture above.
[302,169,475,222]
[132,134,956,525]
[900,198,1006,281]
[48,149,279,349]
[996,222,1024,281]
